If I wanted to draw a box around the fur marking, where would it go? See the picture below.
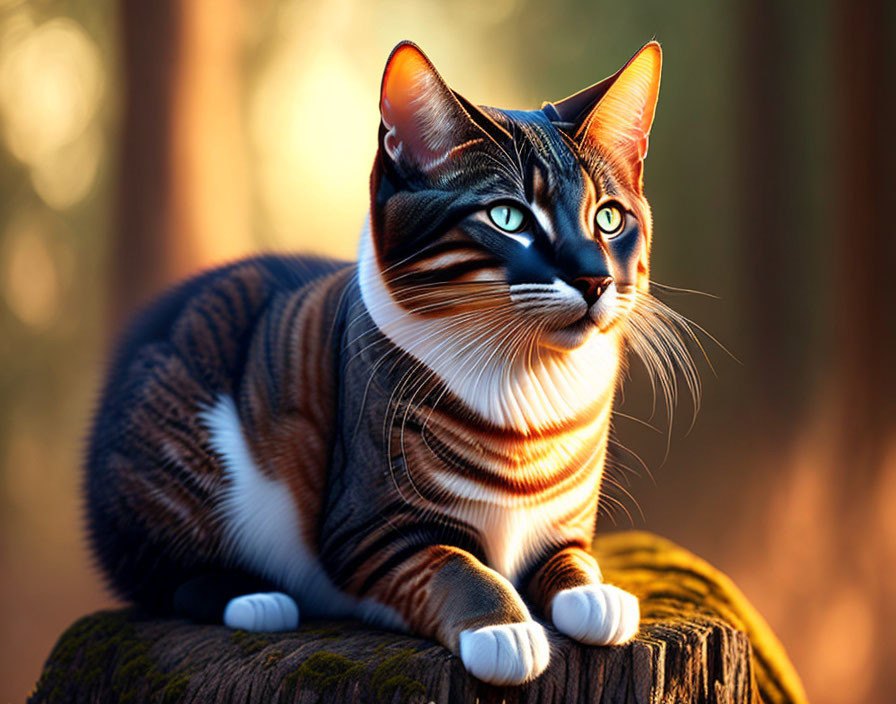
[201,394,405,628]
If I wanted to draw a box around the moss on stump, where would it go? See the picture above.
[29,531,808,704]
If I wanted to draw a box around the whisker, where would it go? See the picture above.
[641,291,741,367]
[649,279,721,299]
[620,289,703,445]
[600,473,642,524]
[611,410,661,434]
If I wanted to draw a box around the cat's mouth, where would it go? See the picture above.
[539,314,598,351]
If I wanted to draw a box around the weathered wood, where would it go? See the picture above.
[29,532,807,704]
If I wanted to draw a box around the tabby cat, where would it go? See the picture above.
[87,40,672,685]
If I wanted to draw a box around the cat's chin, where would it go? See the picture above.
[539,316,598,352]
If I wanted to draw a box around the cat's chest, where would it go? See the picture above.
[462,475,603,584]
[414,409,611,584]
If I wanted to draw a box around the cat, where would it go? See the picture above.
[86,40,673,686]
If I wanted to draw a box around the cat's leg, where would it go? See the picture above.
[361,545,549,685]
[173,573,299,632]
[524,545,640,645]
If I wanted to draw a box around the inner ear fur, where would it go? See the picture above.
[545,42,662,190]
[379,41,499,171]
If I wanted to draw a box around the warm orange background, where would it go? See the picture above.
[1,1,893,702]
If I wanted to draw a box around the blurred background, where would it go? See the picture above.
[1,0,893,701]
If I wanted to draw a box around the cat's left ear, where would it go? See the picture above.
[379,41,489,172]
[546,42,662,190]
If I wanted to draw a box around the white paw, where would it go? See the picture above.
[223,592,299,632]
[551,584,639,645]
[458,621,550,686]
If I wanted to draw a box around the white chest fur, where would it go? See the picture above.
[358,222,620,433]
[426,408,611,584]
[443,448,607,583]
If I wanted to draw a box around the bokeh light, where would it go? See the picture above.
[1,210,62,329]
[250,38,376,258]
[30,124,103,209]
[0,15,105,211]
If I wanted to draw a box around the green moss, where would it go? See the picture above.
[279,646,427,703]
[33,611,430,704]
[230,629,278,655]
[29,610,195,704]
[370,649,426,703]
[117,651,156,682]
[290,651,365,689]
[160,671,191,703]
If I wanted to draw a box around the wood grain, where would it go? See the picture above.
[29,531,807,704]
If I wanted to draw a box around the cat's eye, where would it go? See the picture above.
[595,204,624,237]
[489,204,527,233]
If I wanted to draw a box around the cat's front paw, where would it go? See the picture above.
[223,592,299,632]
[458,621,550,686]
[551,584,639,645]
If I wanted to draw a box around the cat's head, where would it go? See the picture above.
[362,41,661,358]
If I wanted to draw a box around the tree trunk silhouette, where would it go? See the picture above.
[112,0,250,329]
[736,0,804,442]
[831,0,895,499]
[831,0,896,697]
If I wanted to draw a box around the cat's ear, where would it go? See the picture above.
[379,41,487,171]
[547,42,662,189]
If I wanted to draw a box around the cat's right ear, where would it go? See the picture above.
[379,42,487,172]
[543,42,662,191]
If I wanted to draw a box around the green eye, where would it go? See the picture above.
[489,204,526,233]
[595,204,624,236]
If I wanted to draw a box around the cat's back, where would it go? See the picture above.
[102,255,349,397]
[85,253,352,609]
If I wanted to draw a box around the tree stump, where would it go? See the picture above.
[29,532,808,704]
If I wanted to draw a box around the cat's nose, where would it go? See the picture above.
[571,276,613,306]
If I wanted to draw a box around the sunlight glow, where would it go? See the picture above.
[30,125,102,210]
[246,0,525,258]
[250,43,376,258]
[0,16,104,209]
[1,212,61,329]
[807,585,874,704]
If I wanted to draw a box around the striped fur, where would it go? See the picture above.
[85,41,670,685]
